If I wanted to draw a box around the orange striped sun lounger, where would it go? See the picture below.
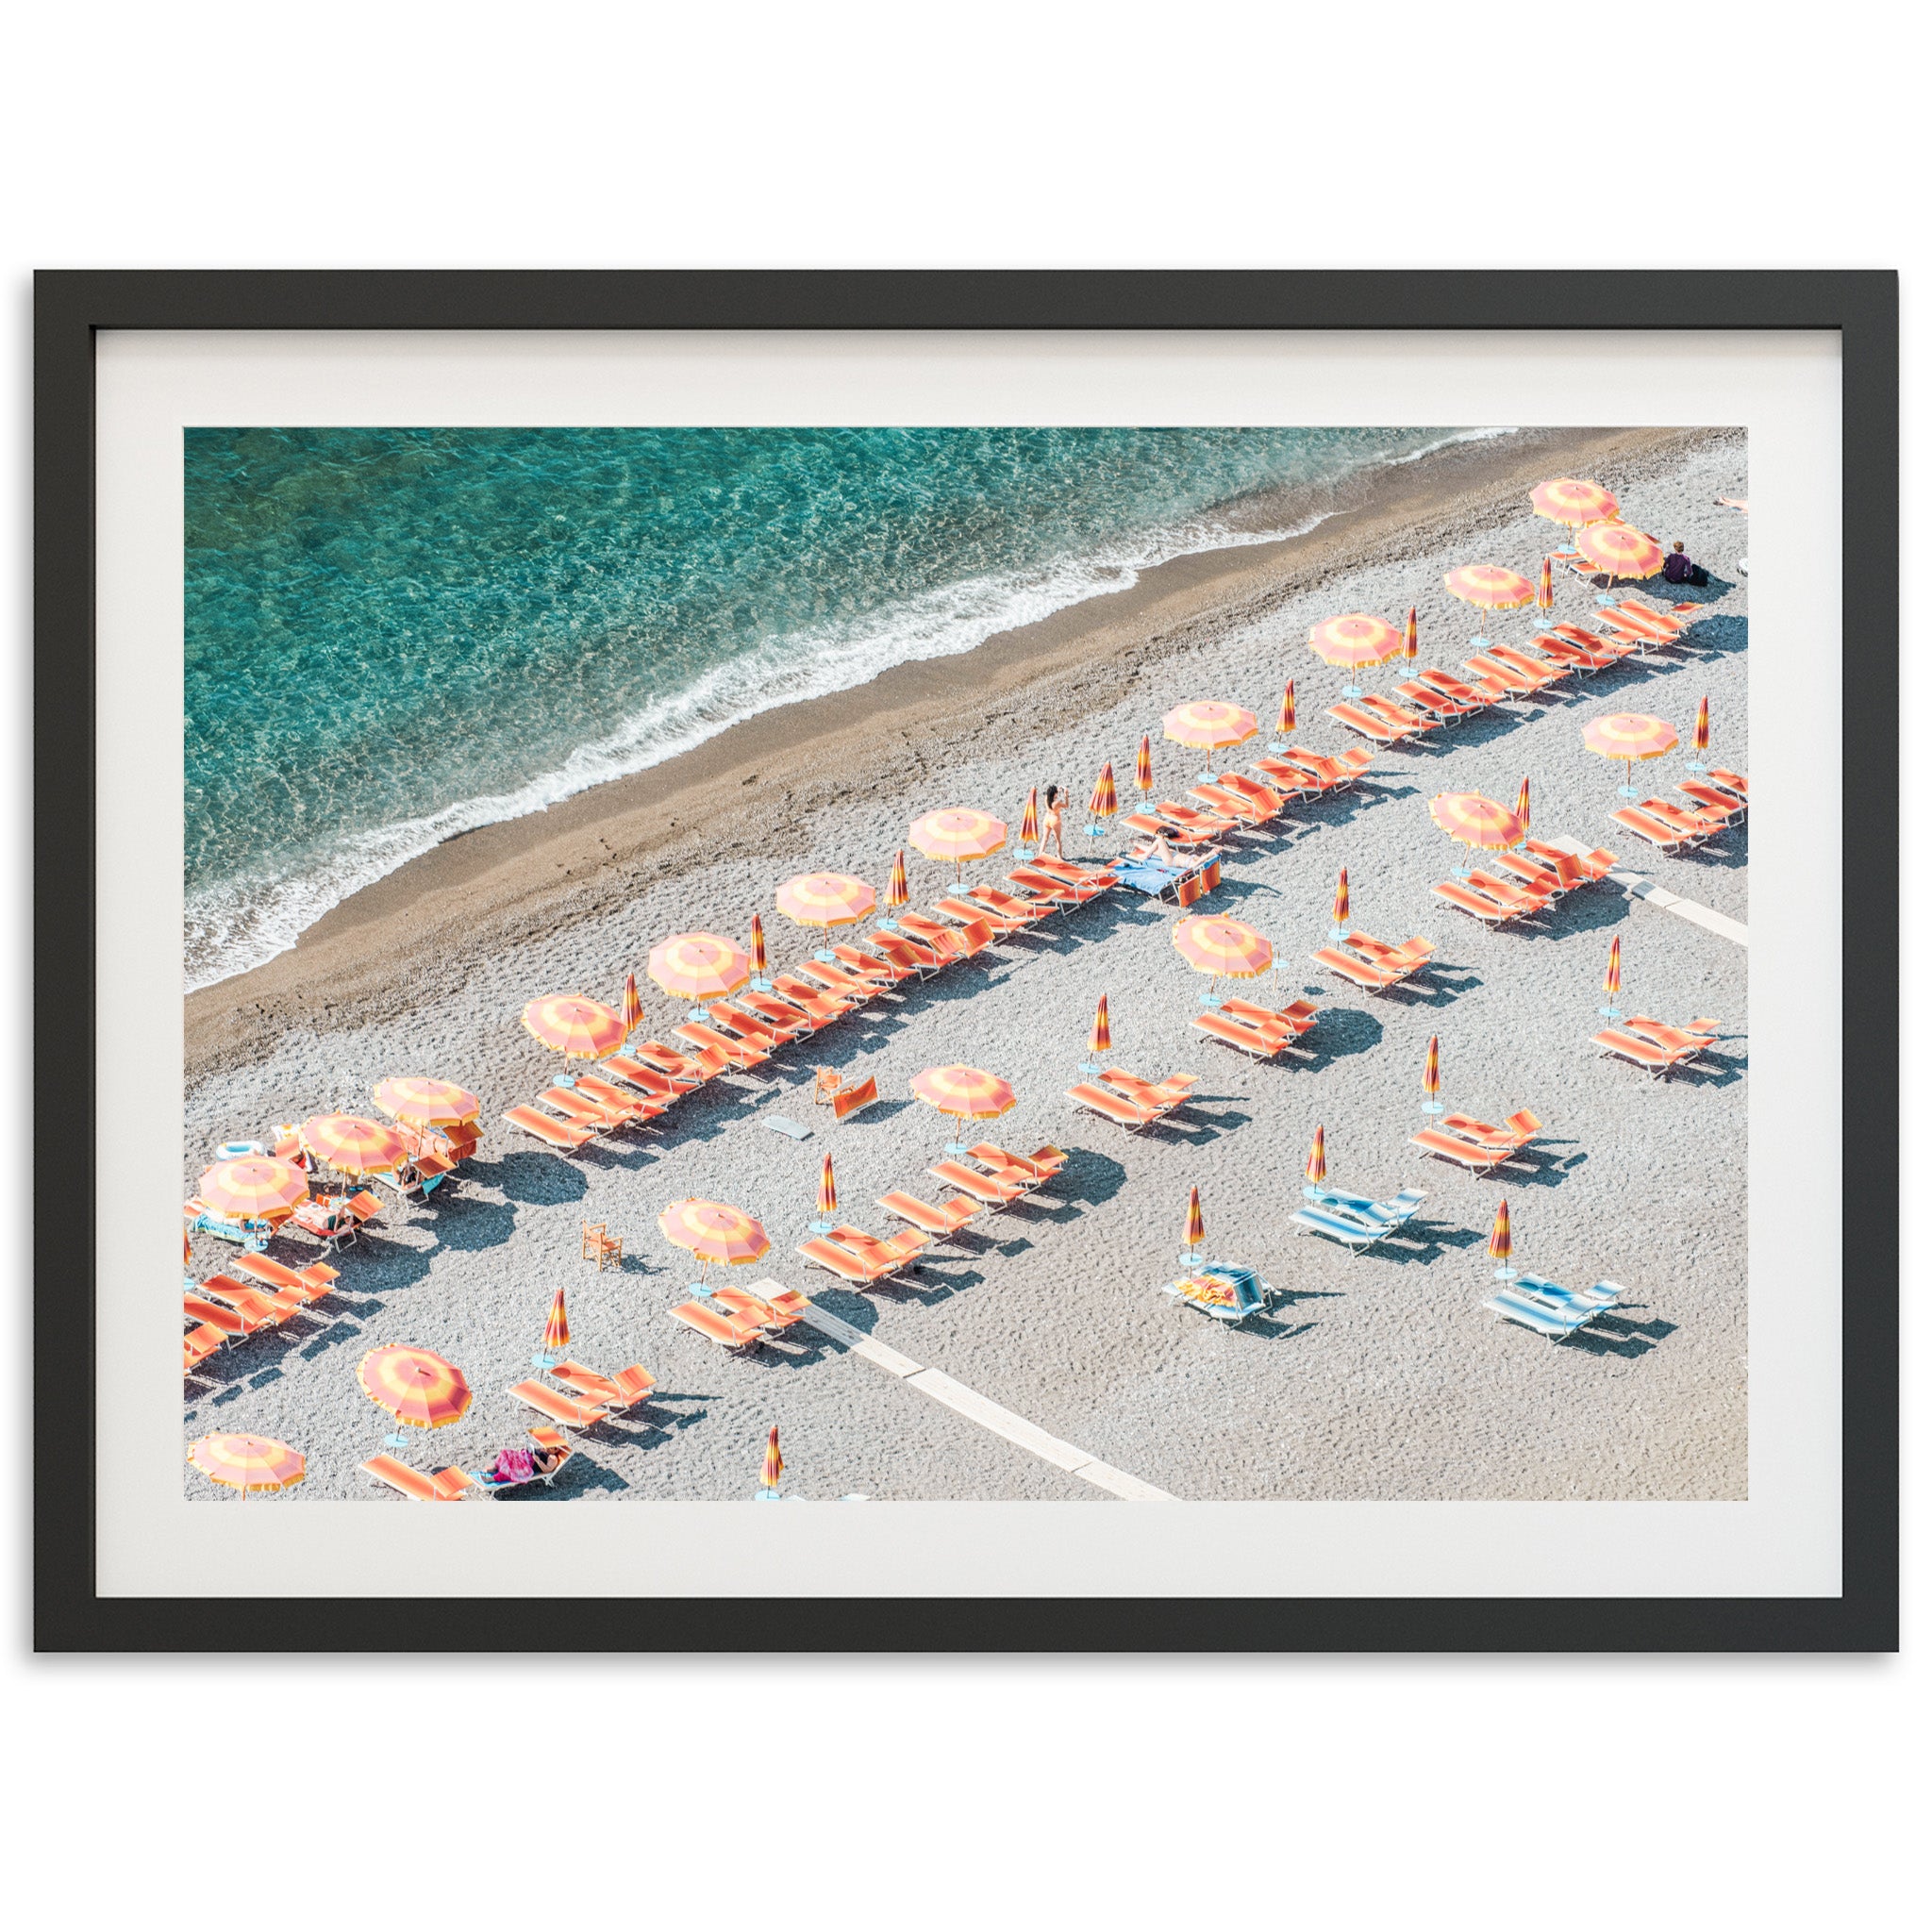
[541,1087,629,1130]
[876,1191,982,1240]
[672,1020,773,1070]
[1525,838,1617,880]
[1097,1070,1193,1114]
[830,942,916,987]
[1636,795,1729,841]
[1325,700,1416,745]
[1342,935,1432,977]
[628,1040,724,1086]
[183,1324,225,1372]
[1151,801,1239,840]
[1706,767,1749,801]
[927,1159,1029,1206]
[1608,806,1702,852]
[1591,1027,1700,1079]
[502,1104,595,1150]
[1311,945,1405,989]
[1358,692,1441,736]
[1530,629,1620,672]
[901,911,995,959]
[575,1074,668,1122]
[550,1359,658,1410]
[794,958,887,1001]
[1602,596,1697,635]
[1012,859,1113,902]
[1117,814,1218,851]
[507,1379,616,1427]
[1491,851,1567,895]
[866,930,948,976]
[597,1058,688,1104]
[1409,1126,1521,1172]
[769,974,860,1022]
[1486,642,1574,687]
[1622,1014,1720,1057]
[1676,780,1745,823]
[711,1286,807,1331]
[1430,880,1530,925]
[1191,1008,1292,1060]
[361,1456,475,1501]
[796,1236,900,1285]
[1188,781,1270,825]
[668,1301,768,1350]
[966,885,1056,926]
[184,1292,274,1338]
[1067,1081,1164,1128]
[1024,856,1117,899]
[1247,755,1329,797]
[1544,620,1641,661]
[1464,870,1551,913]
[826,1224,931,1273]
[707,1003,797,1050]
[231,1251,340,1300]
[1394,676,1485,722]
[934,893,1027,938]
[1422,663,1515,707]
[1211,772,1289,818]
[201,1274,306,1324]
[739,987,838,1034]
[965,1141,1066,1187]
[1462,652,1563,696]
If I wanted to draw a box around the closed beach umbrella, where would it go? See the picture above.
[1332,867,1350,930]
[658,1198,771,1277]
[1530,477,1620,529]
[1173,914,1273,1004]
[199,1155,309,1224]
[1515,776,1530,831]
[645,935,750,1004]
[1162,699,1259,753]
[623,971,642,1038]
[1603,935,1624,1014]
[184,1226,192,1270]
[524,992,630,1058]
[1182,1185,1206,1255]
[1488,1199,1514,1275]
[1090,993,1111,1058]
[761,1423,785,1493]
[1424,1035,1441,1107]
[886,848,909,913]
[1581,711,1678,796]
[1088,762,1119,826]
[1443,565,1537,633]
[542,1284,571,1357]
[1135,734,1154,795]
[1538,555,1554,611]
[1575,521,1664,581]
[749,913,768,977]
[817,1153,838,1221]
[908,808,1008,881]
[358,1344,472,1430]
[300,1114,408,1177]
[1306,1126,1326,1187]
[910,1063,1017,1122]
[1275,680,1297,738]
[1693,695,1711,762]
[1020,786,1041,850]
[1430,790,1527,853]
[373,1077,480,1128]
[189,1433,304,1498]
[1404,608,1419,661]
[774,873,876,930]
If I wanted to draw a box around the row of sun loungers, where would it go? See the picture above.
[182,1254,346,1372]
[1592,1013,1722,1080]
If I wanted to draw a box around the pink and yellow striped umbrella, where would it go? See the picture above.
[1090,994,1111,1058]
[1403,608,1419,662]
[910,1063,1017,1122]
[1444,564,1537,615]
[1089,763,1119,820]
[1530,476,1620,528]
[1172,914,1273,981]
[373,1077,481,1128]
[658,1197,771,1269]
[886,849,909,913]
[1488,1198,1513,1268]
[542,1284,571,1356]
[184,1226,193,1270]
[358,1345,472,1430]
[198,1155,309,1224]
[524,992,630,1058]
[1604,936,1623,999]
[817,1153,838,1221]
[1430,791,1526,852]
[1694,696,1710,756]
[1515,776,1530,831]
[1538,556,1554,611]
[1020,786,1041,848]
[645,935,751,1004]
[1582,712,1678,791]
[749,912,768,976]
[1135,734,1154,795]
[774,873,876,930]
[761,1423,784,1492]
[1309,613,1403,669]
[1332,868,1350,928]
[1182,1185,1206,1253]
[1275,680,1297,736]
[189,1433,305,1496]
[300,1114,408,1177]
[623,971,643,1037]
[909,808,1008,878]
[1306,1126,1327,1187]
[1162,700,1258,752]
[1575,521,1664,580]
[1424,1035,1441,1103]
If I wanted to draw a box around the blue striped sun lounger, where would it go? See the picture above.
[1306,1184,1427,1227]
[1484,1280,1624,1339]
[1292,1202,1396,1255]
[1516,1273,1623,1316]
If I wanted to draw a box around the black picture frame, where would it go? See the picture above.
[34,270,1898,1653]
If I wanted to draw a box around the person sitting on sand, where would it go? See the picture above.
[1662,540,1708,588]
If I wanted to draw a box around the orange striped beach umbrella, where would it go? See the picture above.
[749,912,768,977]
[524,992,630,1058]
[1182,1184,1206,1255]
[1088,762,1118,823]
[909,808,1008,881]
[761,1423,785,1492]
[1162,699,1259,753]
[183,1226,192,1270]
[199,1155,309,1224]
[1275,680,1297,737]
[1403,607,1419,662]
[1309,612,1402,669]
[1538,555,1554,611]
[301,1114,408,1177]
[1444,565,1537,632]
[774,873,875,930]
[1603,934,1623,1002]
[623,970,643,1037]
[358,1344,472,1430]
[189,1433,305,1497]
[910,1062,1017,1121]
[1693,695,1710,759]
[1430,790,1526,852]
[374,1077,481,1128]
[1090,993,1112,1058]
[1332,867,1350,930]
[1488,1198,1514,1274]
[1530,477,1620,529]
[1575,521,1664,581]
[1515,776,1530,831]
[886,848,909,913]
[646,935,750,1005]
[658,1197,771,1275]
[1582,711,1678,795]
[1305,1126,1326,1187]
[1135,733,1154,795]
[1173,913,1273,987]
[817,1153,838,1221]
[1423,1035,1441,1114]
[1020,786,1041,850]
[542,1284,571,1356]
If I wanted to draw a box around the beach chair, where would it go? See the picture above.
[1325,700,1417,745]
[768,974,860,1024]
[1221,993,1320,1036]
[1188,781,1271,825]
[1342,935,1432,979]
[1483,1287,1602,1339]
[793,958,889,1001]
[706,1003,799,1051]
[867,929,949,977]
[575,1074,668,1123]
[1518,1273,1623,1317]
[541,1086,632,1131]
[1412,669,1507,717]
[1635,795,1729,842]
[1248,754,1331,797]
[1207,771,1287,819]
[710,1286,806,1332]
[927,1158,1029,1207]
[580,1222,624,1270]
[966,1141,1067,1189]
[1164,1264,1273,1323]
[1409,1126,1521,1173]
[1311,944,1406,990]
[795,1236,903,1286]
[902,910,995,959]
[507,1379,616,1427]
[1394,676,1485,723]
[628,1040,724,1087]
[501,1105,595,1151]
[1154,801,1241,841]
[1291,1201,1399,1256]
[1604,596,1698,635]
[1706,767,1749,802]
[830,1074,878,1122]
[668,1301,769,1350]
[594,1059,688,1106]
[183,1292,275,1339]
[470,1426,577,1494]
[876,1191,982,1241]
[1543,620,1640,663]
[1067,1080,1164,1129]
[830,942,917,987]
[201,1274,306,1324]
[1308,1182,1426,1227]
[360,1456,475,1501]
[1622,1014,1720,1058]
[231,1251,339,1302]
[1525,838,1618,881]
[1462,651,1564,697]
[1010,859,1115,905]
[672,1020,773,1071]
[934,893,1029,939]
[1442,1108,1542,1150]
[1491,850,1569,895]
[829,1222,931,1272]
[290,1195,363,1248]
[1025,855,1118,900]
[1190,1009,1288,1060]
[550,1359,656,1410]
[1358,692,1441,737]
[1098,1069,1197,1116]
[1429,879,1530,926]
[1675,780,1745,823]
[182,1323,225,1373]
[1528,629,1618,673]
[1486,641,1575,689]
[1465,869,1552,913]
[737,987,841,1034]
[1607,805,1702,853]
[1591,1026,1700,1079]
[965,884,1056,927]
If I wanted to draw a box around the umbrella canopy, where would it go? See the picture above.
[1306,1126,1326,1186]
[198,1155,309,1224]
[910,1063,1017,1121]
[886,848,909,912]
[358,1345,472,1430]
[1089,763,1119,819]
[189,1433,305,1495]
[1182,1185,1206,1252]
[1537,556,1554,611]
[1694,695,1711,755]
[542,1285,571,1356]
[1515,776,1530,830]
[761,1424,784,1491]
[524,993,629,1058]
[1275,680,1297,736]
[1308,613,1402,669]
[774,873,877,930]
[373,1077,480,1128]
[1430,791,1526,852]
[1172,914,1273,980]
[1530,476,1620,528]
[1604,936,1623,998]
[1575,521,1664,579]
[1020,786,1041,847]
[1424,1035,1441,1101]
[623,971,643,1037]
[1090,994,1111,1058]
[1444,564,1537,615]
[817,1153,838,1220]
[646,935,751,1004]
[1488,1199,1513,1266]
[1134,734,1154,794]
[749,913,768,975]
[301,1114,408,1175]
[908,808,1008,871]
[1332,867,1350,928]
[658,1197,771,1268]
[1582,712,1679,767]
[1162,700,1258,752]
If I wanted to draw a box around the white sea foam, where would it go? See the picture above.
[1387,425,1522,464]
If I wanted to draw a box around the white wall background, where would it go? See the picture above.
[0,4,1917,1926]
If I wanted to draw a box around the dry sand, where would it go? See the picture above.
[182,425,1749,1502]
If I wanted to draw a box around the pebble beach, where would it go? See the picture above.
[182,424,1750,1503]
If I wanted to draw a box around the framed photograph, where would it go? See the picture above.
[36,271,1896,1650]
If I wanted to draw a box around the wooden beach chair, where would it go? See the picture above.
[580,1222,624,1270]
[876,1191,982,1241]
[668,1301,768,1350]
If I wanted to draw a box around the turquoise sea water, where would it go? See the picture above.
[184,425,1480,987]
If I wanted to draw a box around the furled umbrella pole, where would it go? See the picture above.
[1305,1125,1327,1188]
[1690,695,1711,774]
[1330,867,1350,941]
[748,912,772,991]
[1269,679,1297,751]
[1515,776,1530,832]
[1086,762,1118,838]
[535,1284,571,1369]
[811,1153,839,1234]
[623,971,643,1039]
[1601,935,1624,1022]
[1020,785,1041,856]
[881,847,910,931]
[1134,734,1154,797]
[759,1424,785,1499]
[1083,992,1111,1074]
[1423,1034,1442,1117]
[1181,1184,1206,1266]
[1537,555,1554,613]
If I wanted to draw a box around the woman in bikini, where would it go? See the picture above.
[1042,783,1067,859]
